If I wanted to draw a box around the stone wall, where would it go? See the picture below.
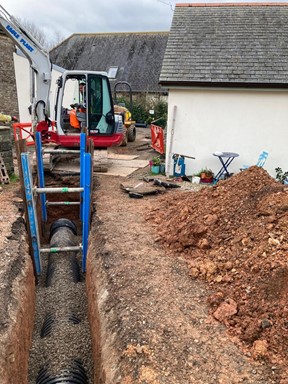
[0,126,14,175]
[0,31,19,117]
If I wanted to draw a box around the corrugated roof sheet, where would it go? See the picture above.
[160,3,288,87]
[50,32,169,93]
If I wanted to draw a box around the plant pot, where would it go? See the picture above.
[200,177,214,183]
[159,163,165,174]
[151,165,160,174]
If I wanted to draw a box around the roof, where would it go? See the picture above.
[50,32,169,93]
[160,3,288,88]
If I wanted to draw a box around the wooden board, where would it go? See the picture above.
[94,165,137,177]
[107,153,139,160]
[108,159,149,168]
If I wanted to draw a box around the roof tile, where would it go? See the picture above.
[50,32,169,93]
[160,4,288,86]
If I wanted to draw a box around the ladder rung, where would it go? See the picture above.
[43,149,81,155]
[46,201,81,206]
[35,187,83,194]
[40,245,82,254]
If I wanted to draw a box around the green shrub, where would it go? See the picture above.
[114,96,167,128]
[275,167,288,184]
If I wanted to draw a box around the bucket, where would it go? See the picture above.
[151,165,160,174]
[173,156,186,177]
[159,163,165,174]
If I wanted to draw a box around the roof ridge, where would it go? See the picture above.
[70,31,170,37]
[176,2,288,6]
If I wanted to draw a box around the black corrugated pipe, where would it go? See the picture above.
[49,218,78,247]
[36,359,88,384]
[35,220,89,383]
[29,218,92,382]
[46,219,81,285]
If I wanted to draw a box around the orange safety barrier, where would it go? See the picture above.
[150,124,165,154]
[12,122,56,146]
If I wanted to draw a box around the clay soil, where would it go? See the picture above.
[145,167,288,381]
[0,128,287,383]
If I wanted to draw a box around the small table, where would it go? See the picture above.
[213,152,239,181]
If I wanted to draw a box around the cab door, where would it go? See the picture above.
[87,74,115,135]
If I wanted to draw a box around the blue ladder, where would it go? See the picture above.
[21,132,92,275]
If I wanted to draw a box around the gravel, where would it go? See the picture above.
[28,227,93,383]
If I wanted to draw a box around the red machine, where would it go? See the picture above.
[0,5,124,149]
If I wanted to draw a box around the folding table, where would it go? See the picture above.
[213,152,239,182]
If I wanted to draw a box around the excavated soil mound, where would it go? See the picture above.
[146,166,288,379]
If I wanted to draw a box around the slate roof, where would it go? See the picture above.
[160,3,288,88]
[50,32,169,93]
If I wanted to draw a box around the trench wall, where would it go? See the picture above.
[0,220,35,384]
[86,228,121,384]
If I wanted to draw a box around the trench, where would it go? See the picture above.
[27,188,99,383]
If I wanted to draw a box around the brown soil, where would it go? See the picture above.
[146,166,288,380]
[0,128,287,383]
[86,164,286,383]
[0,183,35,383]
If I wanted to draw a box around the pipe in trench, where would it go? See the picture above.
[35,218,90,384]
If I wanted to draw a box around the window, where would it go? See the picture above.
[107,66,118,79]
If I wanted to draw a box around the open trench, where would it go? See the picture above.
[3,126,283,383]
[28,219,93,383]
[27,185,99,383]
[2,167,281,383]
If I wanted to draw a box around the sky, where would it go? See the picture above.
[1,0,287,42]
[1,0,176,41]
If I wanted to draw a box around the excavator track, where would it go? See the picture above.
[33,148,109,174]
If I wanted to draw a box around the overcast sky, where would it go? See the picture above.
[1,0,287,42]
[1,0,176,41]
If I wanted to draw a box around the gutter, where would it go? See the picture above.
[159,80,288,89]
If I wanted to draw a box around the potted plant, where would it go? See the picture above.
[275,167,288,184]
[195,168,214,183]
[151,156,161,174]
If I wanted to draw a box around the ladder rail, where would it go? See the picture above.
[21,152,42,274]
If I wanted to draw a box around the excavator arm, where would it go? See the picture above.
[0,5,123,150]
[0,5,52,130]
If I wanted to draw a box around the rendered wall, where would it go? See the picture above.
[13,53,63,125]
[165,87,288,178]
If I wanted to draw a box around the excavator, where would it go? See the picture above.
[0,5,124,149]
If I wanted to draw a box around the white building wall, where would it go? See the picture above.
[166,87,288,178]
[13,52,63,127]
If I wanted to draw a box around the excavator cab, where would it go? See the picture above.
[56,72,115,135]
[54,71,123,147]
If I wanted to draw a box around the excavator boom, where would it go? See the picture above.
[0,5,51,129]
